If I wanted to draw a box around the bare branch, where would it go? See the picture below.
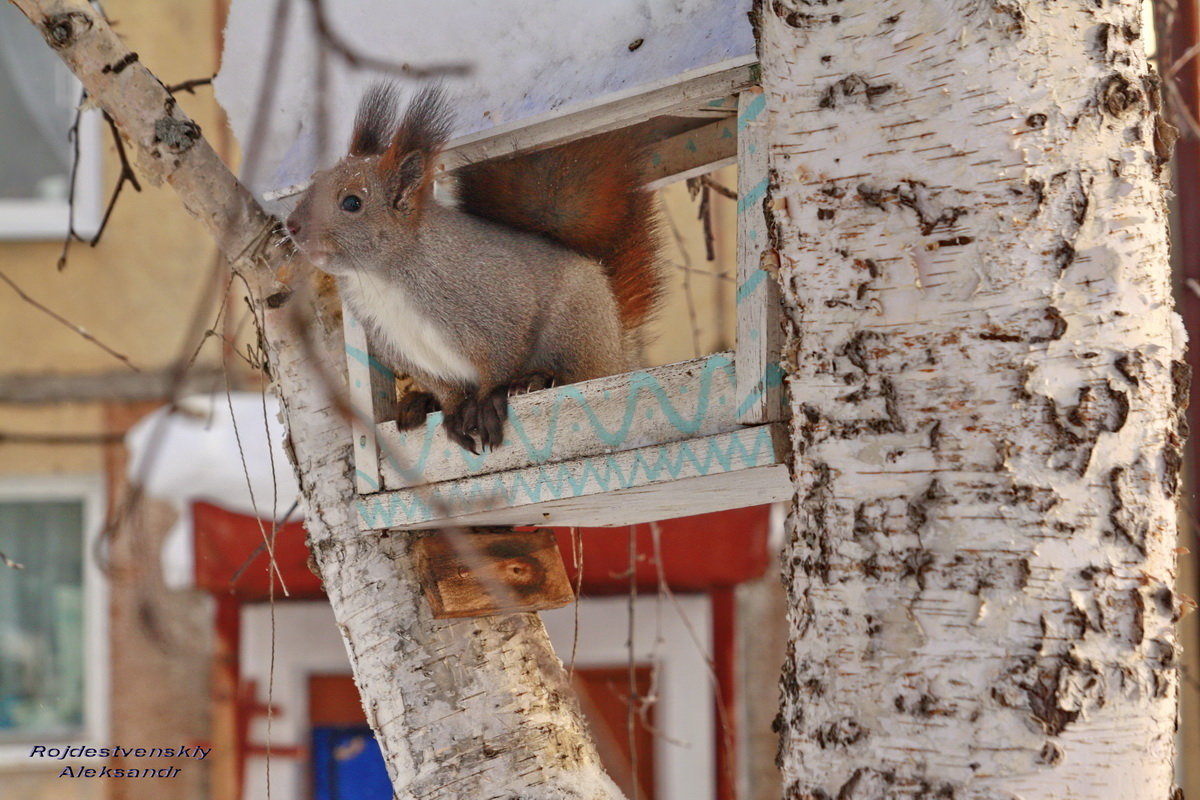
[0,270,139,371]
[57,88,87,271]
[166,75,214,94]
[90,111,143,247]
[305,0,471,79]
[699,174,738,201]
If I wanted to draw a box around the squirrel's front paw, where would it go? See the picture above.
[477,387,510,450]
[444,390,509,453]
[443,403,480,454]
[395,391,440,430]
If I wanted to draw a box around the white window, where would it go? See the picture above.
[0,3,101,240]
[0,476,107,761]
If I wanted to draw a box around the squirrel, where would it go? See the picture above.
[286,84,664,454]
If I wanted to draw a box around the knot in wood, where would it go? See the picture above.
[43,11,91,48]
[1100,74,1142,118]
[154,116,201,153]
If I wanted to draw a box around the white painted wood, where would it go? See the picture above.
[265,62,757,202]
[734,87,785,425]
[361,423,791,529]
[441,61,756,167]
[343,311,393,493]
[378,353,739,489]
[757,1,1183,797]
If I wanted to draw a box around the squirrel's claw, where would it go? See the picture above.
[444,401,480,454]
[478,388,509,450]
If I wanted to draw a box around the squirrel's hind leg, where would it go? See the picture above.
[395,390,441,430]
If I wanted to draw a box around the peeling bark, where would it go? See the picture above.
[754,1,1183,798]
[12,2,620,797]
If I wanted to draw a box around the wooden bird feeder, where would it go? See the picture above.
[343,67,790,531]
[216,0,788,615]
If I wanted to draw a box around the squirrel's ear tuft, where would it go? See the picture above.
[379,86,453,211]
[380,86,453,172]
[350,83,400,157]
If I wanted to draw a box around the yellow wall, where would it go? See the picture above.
[0,4,226,800]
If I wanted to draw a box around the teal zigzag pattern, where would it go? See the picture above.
[360,425,777,529]
[388,353,739,476]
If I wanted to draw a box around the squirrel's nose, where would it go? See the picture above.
[286,216,301,237]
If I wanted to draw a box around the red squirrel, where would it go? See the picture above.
[286,85,664,453]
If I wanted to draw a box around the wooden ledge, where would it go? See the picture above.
[378,353,748,490]
[358,423,791,530]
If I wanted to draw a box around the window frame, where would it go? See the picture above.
[0,82,103,242]
[0,474,108,765]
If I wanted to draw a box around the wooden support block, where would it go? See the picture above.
[359,423,792,530]
[413,528,574,619]
[344,312,397,493]
[644,116,738,189]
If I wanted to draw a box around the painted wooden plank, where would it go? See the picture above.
[377,353,739,490]
[434,61,756,174]
[344,312,397,493]
[735,87,786,425]
[413,529,575,619]
[359,423,790,530]
[644,115,739,190]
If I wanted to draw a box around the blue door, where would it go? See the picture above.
[311,724,392,800]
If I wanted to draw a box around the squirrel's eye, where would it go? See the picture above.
[340,195,363,213]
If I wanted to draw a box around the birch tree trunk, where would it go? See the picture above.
[13,3,622,798]
[753,1,1186,797]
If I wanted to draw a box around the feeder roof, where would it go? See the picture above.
[214,0,753,202]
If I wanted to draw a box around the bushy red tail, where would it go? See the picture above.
[455,133,664,330]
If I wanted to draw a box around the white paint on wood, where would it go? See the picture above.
[378,353,740,489]
[216,0,755,199]
[734,87,786,425]
[362,423,791,529]
[344,312,389,493]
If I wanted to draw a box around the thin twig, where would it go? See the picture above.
[1166,79,1200,140]
[305,0,470,79]
[0,270,139,371]
[1167,39,1200,80]
[699,174,738,201]
[166,75,214,94]
[663,199,703,358]
[57,88,87,271]
[670,261,734,282]
[567,526,583,681]
[90,112,143,247]
[228,272,290,596]
[228,499,301,589]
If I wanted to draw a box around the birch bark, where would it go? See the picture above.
[12,2,622,797]
[753,1,1186,797]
